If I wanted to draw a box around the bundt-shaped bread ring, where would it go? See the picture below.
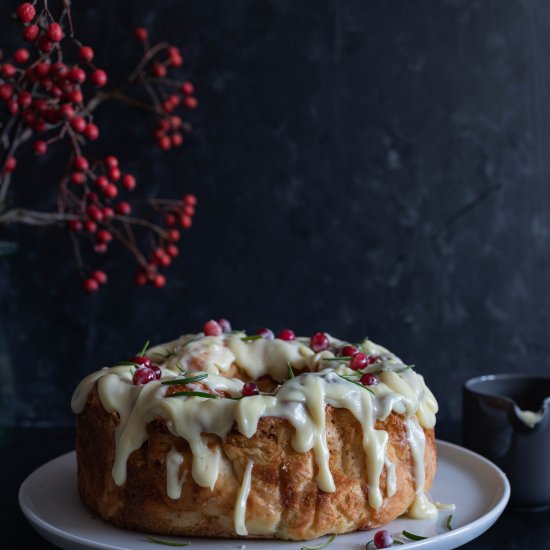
[71,327,439,541]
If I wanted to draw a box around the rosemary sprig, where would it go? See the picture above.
[446,514,453,531]
[241,335,262,342]
[322,356,352,361]
[139,340,151,357]
[145,535,190,547]
[167,391,218,399]
[336,373,375,395]
[300,533,336,549]
[402,530,428,541]
[114,360,140,367]
[288,361,296,378]
[161,373,208,385]
[365,540,403,549]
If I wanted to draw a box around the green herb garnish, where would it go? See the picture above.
[321,356,352,361]
[336,373,375,395]
[167,391,218,399]
[300,533,336,549]
[161,373,208,385]
[114,360,140,367]
[139,340,151,357]
[288,361,296,378]
[241,335,262,342]
[366,539,403,549]
[145,535,190,546]
[402,530,428,541]
[446,514,453,531]
[397,364,415,373]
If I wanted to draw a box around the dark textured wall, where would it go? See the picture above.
[1,0,549,428]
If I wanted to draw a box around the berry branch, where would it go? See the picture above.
[0,2,199,292]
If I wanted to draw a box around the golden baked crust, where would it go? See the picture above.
[76,384,437,541]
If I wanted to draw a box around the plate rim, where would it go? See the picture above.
[18,438,511,549]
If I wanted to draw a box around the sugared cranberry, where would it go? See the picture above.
[373,529,393,549]
[132,366,157,385]
[310,331,329,352]
[339,345,358,357]
[350,352,368,371]
[217,318,232,332]
[360,373,379,386]
[203,319,223,336]
[278,329,295,341]
[17,3,36,23]
[129,355,152,367]
[242,382,259,397]
[256,327,274,339]
[151,364,162,380]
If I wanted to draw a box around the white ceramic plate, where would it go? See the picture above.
[19,440,509,550]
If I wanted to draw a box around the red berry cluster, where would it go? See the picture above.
[0,2,200,293]
[130,355,162,385]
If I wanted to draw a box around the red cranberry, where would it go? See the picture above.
[184,96,198,109]
[181,81,194,95]
[37,36,53,53]
[4,157,16,173]
[184,194,197,206]
[151,365,162,380]
[121,174,136,190]
[17,3,36,23]
[134,27,148,41]
[22,24,39,42]
[78,46,94,63]
[339,345,358,357]
[13,48,29,64]
[92,270,108,284]
[129,355,152,367]
[153,274,166,288]
[84,123,99,141]
[73,155,89,171]
[217,318,232,332]
[71,116,87,133]
[132,366,157,385]
[310,331,329,352]
[105,155,119,168]
[350,352,368,371]
[278,329,296,341]
[203,319,223,336]
[116,201,131,215]
[167,229,180,242]
[256,327,274,339]
[91,69,107,87]
[104,184,118,199]
[373,530,393,549]
[242,382,259,397]
[32,140,47,156]
[367,355,379,365]
[360,373,379,386]
[47,23,63,42]
[83,278,99,293]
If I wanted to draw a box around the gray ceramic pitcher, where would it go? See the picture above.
[462,374,550,510]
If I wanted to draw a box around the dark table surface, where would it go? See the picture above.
[3,423,549,549]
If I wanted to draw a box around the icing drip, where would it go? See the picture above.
[234,460,254,536]
[405,417,438,519]
[71,332,439,515]
[166,446,187,499]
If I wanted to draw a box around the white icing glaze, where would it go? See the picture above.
[71,332,439,519]
[166,446,187,499]
[516,409,544,428]
[405,417,438,519]
[234,460,254,536]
